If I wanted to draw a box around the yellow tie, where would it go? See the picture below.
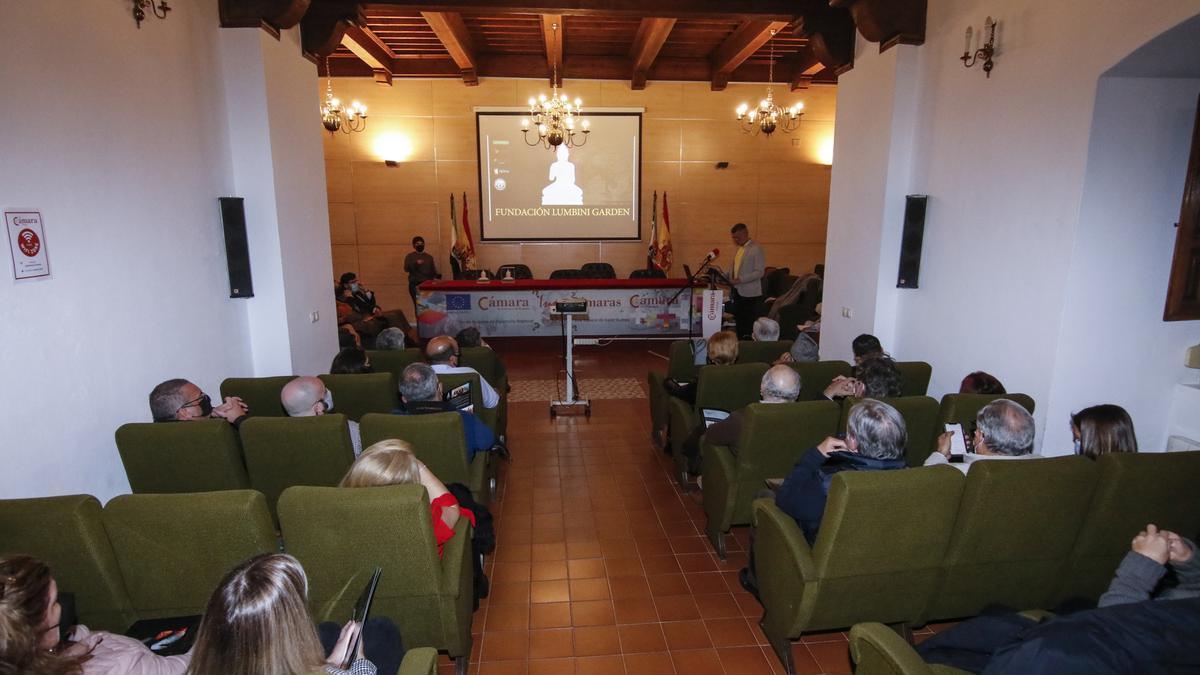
[733,246,745,278]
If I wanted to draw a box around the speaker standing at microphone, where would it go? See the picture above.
[728,223,766,339]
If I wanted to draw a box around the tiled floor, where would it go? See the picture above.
[437,339,931,674]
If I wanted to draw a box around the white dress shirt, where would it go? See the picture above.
[430,363,500,408]
[924,450,1039,474]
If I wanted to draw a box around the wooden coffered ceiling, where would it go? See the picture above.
[219,0,929,90]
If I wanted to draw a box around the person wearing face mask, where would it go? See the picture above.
[280,376,362,457]
[403,236,440,307]
[149,379,248,428]
[336,273,419,348]
[1071,404,1138,458]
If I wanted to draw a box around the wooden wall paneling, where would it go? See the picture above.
[331,244,360,280]
[756,202,830,243]
[514,79,605,109]
[433,117,481,161]
[754,162,831,204]
[352,160,439,202]
[329,203,358,245]
[358,245,410,286]
[473,243,523,272]
[430,78,519,117]
[326,160,354,202]
[596,80,684,117]
[641,120,684,161]
[354,202,440,245]
[676,162,761,203]
[342,79,435,117]
[673,201,758,242]
[678,120,804,163]
[434,161,480,201]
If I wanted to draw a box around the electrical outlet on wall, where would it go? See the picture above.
[841,307,853,318]
[310,311,320,323]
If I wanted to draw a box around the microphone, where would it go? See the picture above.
[703,248,720,263]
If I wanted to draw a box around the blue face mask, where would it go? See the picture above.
[321,389,334,413]
[1073,438,1082,455]
[349,283,360,293]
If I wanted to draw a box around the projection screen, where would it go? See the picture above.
[475,109,642,241]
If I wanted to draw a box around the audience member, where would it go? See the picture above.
[338,324,362,350]
[766,272,820,320]
[336,273,418,347]
[187,553,397,675]
[454,326,487,349]
[338,272,381,316]
[398,363,498,462]
[330,348,372,375]
[926,399,1037,473]
[776,332,819,364]
[1072,404,1138,458]
[281,376,362,456]
[149,379,247,427]
[0,554,191,674]
[699,365,801,457]
[752,317,780,342]
[960,371,1006,395]
[340,439,475,558]
[374,327,406,351]
[403,236,440,307]
[664,330,739,406]
[425,336,499,409]
[823,355,903,399]
[851,333,884,364]
[728,223,766,339]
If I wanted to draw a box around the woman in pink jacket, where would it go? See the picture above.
[0,554,190,675]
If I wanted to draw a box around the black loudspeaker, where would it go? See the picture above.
[896,195,928,289]
[218,197,254,298]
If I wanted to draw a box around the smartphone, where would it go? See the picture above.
[945,423,968,456]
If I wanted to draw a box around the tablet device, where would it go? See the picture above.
[344,567,382,669]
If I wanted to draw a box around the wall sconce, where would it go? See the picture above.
[961,17,996,77]
[133,0,171,29]
[374,133,414,167]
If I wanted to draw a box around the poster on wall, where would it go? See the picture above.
[5,209,51,281]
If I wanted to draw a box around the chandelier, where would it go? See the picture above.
[521,24,589,149]
[735,29,803,137]
[320,58,367,135]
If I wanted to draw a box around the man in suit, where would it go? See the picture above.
[729,222,765,339]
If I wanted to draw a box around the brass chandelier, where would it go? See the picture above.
[521,23,590,149]
[735,29,804,137]
[320,58,367,135]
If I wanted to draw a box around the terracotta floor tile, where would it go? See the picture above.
[529,629,575,659]
[623,651,673,673]
[617,623,667,653]
[599,539,640,557]
[654,595,701,621]
[568,558,607,579]
[532,543,568,561]
[676,553,719,574]
[669,536,710,554]
[670,648,725,675]
[608,576,651,600]
[574,655,625,675]
[528,658,575,675]
[569,578,611,601]
[686,572,731,595]
[496,545,533,563]
[734,593,763,618]
[612,597,659,624]
[486,603,531,632]
[494,562,534,583]
[531,561,570,581]
[634,538,674,557]
[662,620,713,651]
[648,574,691,597]
[695,593,742,620]
[798,630,847,644]
[570,600,616,626]
[566,541,603,559]
[530,603,572,629]
[482,631,529,661]
[491,582,532,605]
[706,618,757,648]
[641,555,682,575]
[531,580,571,604]
[573,626,621,656]
[717,646,775,675]
[604,557,645,578]
[478,660,526,675]
[806,641,853,673]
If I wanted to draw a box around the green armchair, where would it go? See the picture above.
[849,623,970,675]
[737,340,792,364]
[238,414,358,519]
[115,419,250,494]
[319,373,401,422]
[647,340,699,446]
[786,360,854,400]
[220,375,293,417]
[368,348,425,380]
[360,412,490,502]
[667,362,768,487]
[837,396,941,467]
[702,400,840,558]
[435,372,501,439]
[894,361,933,396]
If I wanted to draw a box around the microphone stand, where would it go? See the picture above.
[669,253,720,354]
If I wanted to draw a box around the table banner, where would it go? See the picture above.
[701,288,724,339]
[417,285,703,338]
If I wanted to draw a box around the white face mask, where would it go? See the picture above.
[349,283,360,293]
[1073,438,1082,455]
[321,389,334,413]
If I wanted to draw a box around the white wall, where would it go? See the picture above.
[0,2,335,502]
[823,0,1200,449]
[1042,77,1200,454]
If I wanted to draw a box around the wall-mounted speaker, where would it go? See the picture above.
[218,197,254,298]
[897,195,928,289]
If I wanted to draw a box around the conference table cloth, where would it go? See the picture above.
[415,278,703,338]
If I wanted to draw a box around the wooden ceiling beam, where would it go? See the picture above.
[421,11,480,85]
[710,19,789,91]
[628,17,676,90]
[541,14,564,86]
[320,0,797,21]
[219,0,310,30]
[301,2,363,58]
[788,46,822,90]
[340,24,396,85]
[829,0,925,50]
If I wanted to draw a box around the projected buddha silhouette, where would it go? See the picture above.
[541,144,584,206]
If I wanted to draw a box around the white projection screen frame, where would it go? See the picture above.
[475,108,643,242]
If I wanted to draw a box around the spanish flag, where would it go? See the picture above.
[450,193,477,271]
[654,191,673,272]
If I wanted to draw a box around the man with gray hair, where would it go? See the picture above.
[398,363,498,462]
[925,398,1037,473]
[280,376,362,456]
[701,365,802,458]
[752,317,781,342]
[374,327,406,350]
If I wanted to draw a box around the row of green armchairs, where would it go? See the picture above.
[116,412,494,516]
[0,487,473,672]
[700,393,1036,556]
[646,339,933,443]
[749,450,1200,674]
[219,347,507,438]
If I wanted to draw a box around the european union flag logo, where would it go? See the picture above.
[446,294,471,311]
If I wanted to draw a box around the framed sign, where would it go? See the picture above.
[5,209,51,281]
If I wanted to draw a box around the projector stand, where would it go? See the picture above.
[551,312,591,418]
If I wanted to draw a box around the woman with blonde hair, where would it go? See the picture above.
[340,439,474,557]
[0,554,189,674]
[706,329,740,365]
[186,553,377,675]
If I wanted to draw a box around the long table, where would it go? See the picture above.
[415,278,703,338]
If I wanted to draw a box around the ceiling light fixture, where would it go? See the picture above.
[521,24,589,149]
[735,29,804,137]
[320,58,367,136]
